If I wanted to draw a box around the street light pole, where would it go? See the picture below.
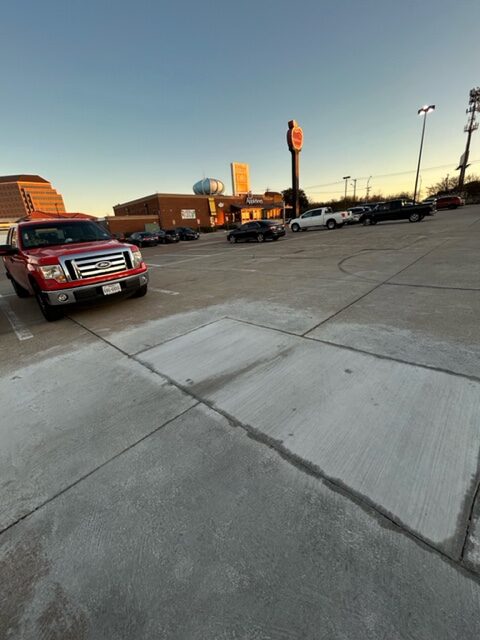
[413,104,435,203]
[343,176,351,204]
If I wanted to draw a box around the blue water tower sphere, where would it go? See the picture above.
[193,178,225,195]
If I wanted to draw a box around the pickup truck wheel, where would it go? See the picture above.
[131,284,148,298]
[326,219,337,230]
[362,216,371,226]
[256,233,265,243]
[228,235,237,244]
[409,212,421,222]
[34,289,64,322]
[11,278,30,298]
[290,223,300,232]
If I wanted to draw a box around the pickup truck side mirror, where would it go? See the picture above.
[0,245,18,256]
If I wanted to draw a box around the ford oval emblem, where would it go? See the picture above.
[96,260,111,269]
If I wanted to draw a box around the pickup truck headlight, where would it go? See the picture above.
[131,248,143,268]
[37,264,67,283]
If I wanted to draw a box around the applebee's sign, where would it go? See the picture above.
[287,119,304,152]
[245,196,263,205]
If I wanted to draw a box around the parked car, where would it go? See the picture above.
[289,207,352,231]
[434,195,464,210]
[163,229,180,243]
[227,220,286,243]
[359,200,433,225]
[177,227,200,240]
[128,231,158,247]
[0,218,149,321]
[348,206,370,223]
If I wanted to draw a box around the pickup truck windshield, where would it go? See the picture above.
[20,222,112,248]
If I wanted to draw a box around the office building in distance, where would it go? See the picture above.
[0,174,66,220]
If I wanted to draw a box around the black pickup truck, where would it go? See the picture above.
[359,200,434,225]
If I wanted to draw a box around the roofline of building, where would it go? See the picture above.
[0,174,50,184]
[108,215,160,221]
[113,192,283,208]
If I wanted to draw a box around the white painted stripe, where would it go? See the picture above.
[0,295,34,341]
[150,288,180,296]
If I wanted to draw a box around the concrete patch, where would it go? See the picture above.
[102,299,318,355]
[1,404,480,639]
[0,339,196,531]
[138,318,480,556]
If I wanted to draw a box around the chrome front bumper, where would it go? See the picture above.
[43,272,149,306]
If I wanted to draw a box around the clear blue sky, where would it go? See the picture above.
[1,0,479,213]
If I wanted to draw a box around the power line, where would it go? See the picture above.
[303,159,480,191]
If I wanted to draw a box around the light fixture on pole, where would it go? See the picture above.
[343,176,351,202]
[413,104,435,203]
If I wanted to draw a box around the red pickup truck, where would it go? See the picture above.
[0,218,149,321]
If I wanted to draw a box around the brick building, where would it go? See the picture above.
[112,191,284,233]
[0,175,66,220]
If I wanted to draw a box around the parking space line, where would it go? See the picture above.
[149,288,180,295]
[146,254,215,267]
[0,294,34,341]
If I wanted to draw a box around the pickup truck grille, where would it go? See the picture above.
[64,251,133,281]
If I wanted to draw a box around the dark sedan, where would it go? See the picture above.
[177,227,200,240]
[164,229,180,242]
[154,229,179,244]
[128,231,158,247]
[227,220,286,243]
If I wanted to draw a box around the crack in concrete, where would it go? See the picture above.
[0,401,199,538]
[225,316,480,385]
[305,236,453,337]
[132,358,480,586]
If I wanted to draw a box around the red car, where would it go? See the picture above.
[1,218,149,321]
[435,195,465,210]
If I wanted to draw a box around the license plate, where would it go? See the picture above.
[102,283,122,296]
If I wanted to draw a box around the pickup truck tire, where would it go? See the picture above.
[11,278,31,298]
[290,223,300,232]
[31,283,64,322]
[408,212,421,222]
[256,233,265,243]
[131,284,148,298]
[326,219,337,230]
[228,236,237,244]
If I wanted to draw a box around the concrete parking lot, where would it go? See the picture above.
[1,207,480,639]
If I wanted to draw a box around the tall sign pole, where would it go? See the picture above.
[287,120,304,218]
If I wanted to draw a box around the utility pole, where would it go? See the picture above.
[366,176,372,202]
[351,178,357,202]
[457,87,480,190]
[343,176,350,204]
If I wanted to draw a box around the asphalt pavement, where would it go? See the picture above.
[1,207,480,639]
